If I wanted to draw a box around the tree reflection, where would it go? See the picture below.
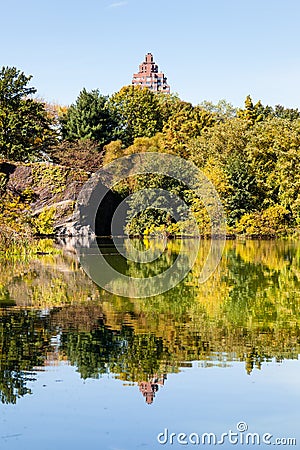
[0,239,299,403]
[0,310,51,404]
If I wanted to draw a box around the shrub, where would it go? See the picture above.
[235,205,290,237]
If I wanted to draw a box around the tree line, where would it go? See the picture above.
[1,65,300,236]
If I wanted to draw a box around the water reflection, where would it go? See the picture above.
[0,239,299,404]
[139,375,166,404]
[0,310,51,404]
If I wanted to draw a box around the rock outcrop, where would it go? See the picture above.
[0,161,121,236]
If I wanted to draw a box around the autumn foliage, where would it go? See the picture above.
[1,65,300,237]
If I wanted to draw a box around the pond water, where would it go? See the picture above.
[0,239,299,449]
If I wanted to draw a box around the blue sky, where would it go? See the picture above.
[1,0,300,108]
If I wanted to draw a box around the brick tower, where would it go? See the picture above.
[132,53,170,93]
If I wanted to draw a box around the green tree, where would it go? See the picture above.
[0,66,57,161]
[224,153,261,225]
[188,117,249,168]
[277,149,300,224]
[246,118,300,208]
[188,118,263,224]
[237,95,265,124]
[61,88,116,146]
[162,102,215,157]
[199,99,237,120]
[237,100,300,123]
[273,104,300,120]
[109,85,163,146]
[155,91,182,124]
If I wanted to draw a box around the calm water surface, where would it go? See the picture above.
[0,239,299,449]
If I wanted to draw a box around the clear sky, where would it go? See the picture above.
[1,0,300,108]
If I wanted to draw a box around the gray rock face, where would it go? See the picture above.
[0,161,122,237]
